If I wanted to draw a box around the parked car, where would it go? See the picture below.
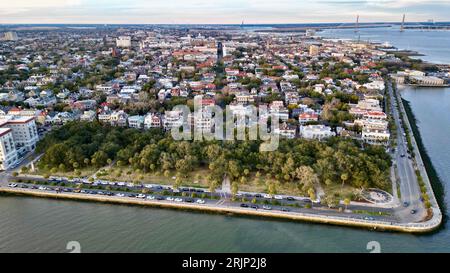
[262,205,272,210]
[196,199,206,204]
[240,204,249,208]
[8,183,18,188]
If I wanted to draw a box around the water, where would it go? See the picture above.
[1,27,450,253]
[320,26,450,64]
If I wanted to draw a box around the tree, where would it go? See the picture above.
[296,166,319,192]
[344,198,351,211]
[231,182,239,196]
[308,188,316,209]
[174,175,182,190]
[341,173,349,189]
[267,182,278,196]
[208,180,218,198]
[91,151,108,168]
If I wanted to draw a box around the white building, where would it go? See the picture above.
[300,125,335,140]
[0,128,18,170]
[116,36,131,48]
[163,110,184,130]
[144,113,161,129]
[3,32,18,41]
[80,110,97,122]
[0,116,39,152]
[128,115,145,129]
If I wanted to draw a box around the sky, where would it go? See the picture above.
[0,0,449,24]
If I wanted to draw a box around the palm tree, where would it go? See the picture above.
[341,173,349,189]
[344,198,351,212]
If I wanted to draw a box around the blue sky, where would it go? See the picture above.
[0,0,449,24]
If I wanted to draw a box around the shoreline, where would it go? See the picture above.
[401,98,447,219]
[392,83,443,230]
[0,187,441,234]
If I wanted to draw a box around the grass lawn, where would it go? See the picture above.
[323,183,358,200]
[96,167,211,188]
[25,167,98,179]
[237,173,305,196]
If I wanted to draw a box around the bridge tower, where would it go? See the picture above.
[355,15,360,33]
[400,14,406,32]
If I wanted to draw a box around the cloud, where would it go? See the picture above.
[0,0,448,24]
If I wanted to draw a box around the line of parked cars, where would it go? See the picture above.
[9,182,208,205]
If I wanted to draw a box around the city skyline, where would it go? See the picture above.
[0,0,449,24]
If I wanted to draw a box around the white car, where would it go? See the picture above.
[166,197,174,201]
[263,194,272,199]
[8,183,18,188]
[115,193,125,197]
[38,186,46,191]
[274,195,283,200]
[117,182,126,187]
[144,184,153,189]
[262,205,272,210]
[146,195,155,200]
[196,199,206,204]
[174,198,183,202]
[127,183,135,188]
[137,194,146,199]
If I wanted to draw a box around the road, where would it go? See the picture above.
[387,81,426,222]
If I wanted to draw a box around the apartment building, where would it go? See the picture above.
[0,128,18,170]
[0,116,39,170]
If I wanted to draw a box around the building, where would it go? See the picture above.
[355,119,390,145]
[3,32,18,41]
[409,76,445,86]
[0,116,39,152]
[298,112,319,125]
[274,123,297,139]
[80,110,97,122]
[309,45,320,56]
[128,115,145,129]
[163,110,184,130]
[0,128,18,170]
[300,125,335,140]
[0,116,39,170]
[116,36,131,48]
[144,113,161,129]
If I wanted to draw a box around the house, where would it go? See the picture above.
[300,125,335,140]
[163,110,184,130]
[80,110,97,122]
[128,115,145,129]
[144,113,161,129]
[110,111,129,127]
[274,123,297,139]
[298,112,319,124]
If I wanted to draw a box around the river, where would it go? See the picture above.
[1,26,449,253]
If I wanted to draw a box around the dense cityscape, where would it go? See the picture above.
[0,3,449,257]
